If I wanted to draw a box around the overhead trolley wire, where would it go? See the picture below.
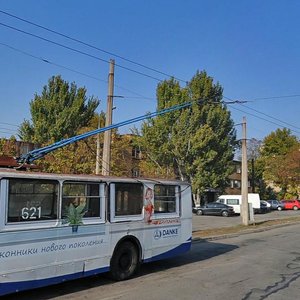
[224,95,300,134]
[0,121,19,127]
[1,29,297,135]
[0,9,187,84]
[0,22,163,82]
[0,41,108,83]
[3,31,297,135]
[1,10,299,134]
[229,104,300,136]
[252,94,300,101]
[0,41,155,101]
[239,103,300,131]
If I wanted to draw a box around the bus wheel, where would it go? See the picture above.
[110,241,139,281]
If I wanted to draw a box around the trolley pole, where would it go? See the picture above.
[102,59,115,176]
[241,116,249,226]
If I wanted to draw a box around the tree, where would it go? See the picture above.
[36,112,136,176]
[135,71,237,195]
[0,136,17,156]
[260,128,298,157]
[39,112,106,174]
[260,129,299,198]
[19,75,99,144]
[246,138,264,193]
[263,143,300,199]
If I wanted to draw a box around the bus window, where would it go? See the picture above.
[7,179,58,223]
[62,182,100,218]
[154,185,178,214]
[114,183,143,216]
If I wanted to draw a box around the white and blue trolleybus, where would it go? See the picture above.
[0,169,192,296]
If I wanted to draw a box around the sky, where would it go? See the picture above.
[0,0,299,142]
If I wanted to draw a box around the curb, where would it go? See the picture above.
[192,219,300,243]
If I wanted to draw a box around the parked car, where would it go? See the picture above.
[267,200,284,211]
[193,202,235,217]
[281,200,300,210]
[256,201,269,214]
[261,200,271,209]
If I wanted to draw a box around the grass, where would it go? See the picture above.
[192,215,300,240]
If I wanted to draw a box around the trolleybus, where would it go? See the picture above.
[0,169,192,296]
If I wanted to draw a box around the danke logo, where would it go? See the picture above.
[154,228,179,240]
[154,229,162,240]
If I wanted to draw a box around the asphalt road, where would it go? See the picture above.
[8,223,300,300]
[192,209,300,232]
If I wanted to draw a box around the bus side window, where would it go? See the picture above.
[154,185,178,214]
[62,182,101,219]
[7,179,58,223]
[114,183,143,216]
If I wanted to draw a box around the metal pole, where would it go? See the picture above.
[102,59,115,176]
[241,117,249,225]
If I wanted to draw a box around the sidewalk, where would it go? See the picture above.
[192,214,300,241]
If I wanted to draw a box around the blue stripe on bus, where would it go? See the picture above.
[143,240,192,263]
[0,266,109,296]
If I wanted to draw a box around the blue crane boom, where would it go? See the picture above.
[17,100,197,164]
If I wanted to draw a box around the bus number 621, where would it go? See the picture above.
[21,206,42,220]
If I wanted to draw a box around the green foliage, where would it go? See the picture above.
[135,71,237,194]
[260,128,298,157]
[0,137,17,156]
[260,129,299,198]
[66,203,86,225]
[110,134,134,176]
[35,114,103,174]
[18,75,99,144]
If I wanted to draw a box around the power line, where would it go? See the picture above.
[2,35,299,135]
[0,41,155,101]
[5,38,297,135]
[2,10,300,109]
[0,41,108,83]
[251,94,300,101]
[0,9,187,84]
[0,130,17,135]
[119,96,156,101]
[224,95,300,134]
[0,127,18,133]
[0,121,19,127]
[229,104,300,135]
[1,13,299,134]
[0,22,164,82]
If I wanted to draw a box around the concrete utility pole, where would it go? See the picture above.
[251,156,255,193]
[95,113,101,175]
[241,116,249,226]
[102,59,115,176]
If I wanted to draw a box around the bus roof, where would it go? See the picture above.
[0,169,190,186]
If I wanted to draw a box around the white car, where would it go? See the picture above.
[261,200,271,208]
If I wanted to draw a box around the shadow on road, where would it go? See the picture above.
[2,240,238,300]
[140,239,238,274]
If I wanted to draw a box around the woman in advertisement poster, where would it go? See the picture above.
[144,187,154,223]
